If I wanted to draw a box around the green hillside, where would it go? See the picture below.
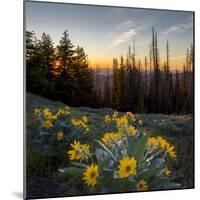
[26,93,194,199]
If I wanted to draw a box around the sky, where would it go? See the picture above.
[25,1,194,69]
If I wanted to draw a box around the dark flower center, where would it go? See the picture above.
[90,172,96,178]
[126,165,131,172]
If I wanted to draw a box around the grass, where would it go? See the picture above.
[26,92,194,198]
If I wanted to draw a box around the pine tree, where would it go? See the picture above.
[125,46,133,111]
[119,55,125,111]
[73,46,94,106]
[137,60,145,113]
[39,33,55,77]
[174,69,181,113]
[112,58,120,109]
[103,68,111,107]
[26,31,55,97]
[57,30,75,77]
[151,27,161,112]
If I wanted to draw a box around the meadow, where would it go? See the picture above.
[26,92,194,199]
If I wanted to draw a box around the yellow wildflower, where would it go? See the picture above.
[112,111,119,120]
[118,156,137,178]
[101,132,123,146]
[83,163,99,187]
[71,118,88,130]
[116,116,128,128]
[34,108,41,114]
[43,108,52,119]
[138,119,143,125]
[143,130,147,136]
[104,115,111,123]
[43,120,53,129]
[67,140,90,161]
[71,118,79,126]
[80,121,87,129]
[166,143,176,159]
[81,144,90,159]
[56,109,63,117]
[163,167,170,177]
[126,125,137,136]
[82,116,88,123]
[56,107,70,117]
[57,131,63,141]
[147,136,176,159]
[67,140,82,160]
[147,137,158,150]
[157,136,167,149]
[126,112,136,121]
[137,180,148,191]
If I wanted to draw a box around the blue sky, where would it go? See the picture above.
[25,1,193,69]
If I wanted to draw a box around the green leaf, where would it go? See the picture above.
[127,135,147,162]
[137,168,160,181]
[95,148,114,170]
[39,131,50,136]
[150,158,165,169]
[71,162,87,168]
[113,178,135,192]
[58,167,84,177]
[149,177,170,189]
[95,149,107,161]
[95,140,117,162]
[43,145,56,156]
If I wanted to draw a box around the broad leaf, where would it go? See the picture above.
[58,167,84,177]
[127,135,147,162]
[137,168,160,181]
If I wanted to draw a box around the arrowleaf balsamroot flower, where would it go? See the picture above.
[147,136,176,159]
[71,118,89,131]
[116,116,128,129]
[43,119,53,129]
[166,143,176,159]
[118,156,137,178]
[57,131,63,141]
[56,107,70,117]
[82,116,88,123]
[125,125,137,136]
[68,140,82,160]
[157,136,167,149]
[83,163,99,187]
[126,111,136,121]
[163,167,170,177]
[43,108,52,118]
[101,132,124,147]
[137,180,148,191]
[112,111,119,120]
[68,140,90,160]
[104,115,111,123]
[34,108,41,114]
[80,144,90,160]
[147,137,158,150]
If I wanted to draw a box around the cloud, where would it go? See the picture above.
[107,20,145,49]
[114,20,134,31]
[110,29,137,48]
[162,22,193,34]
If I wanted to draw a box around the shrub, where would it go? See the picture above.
[59,111,181,192]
